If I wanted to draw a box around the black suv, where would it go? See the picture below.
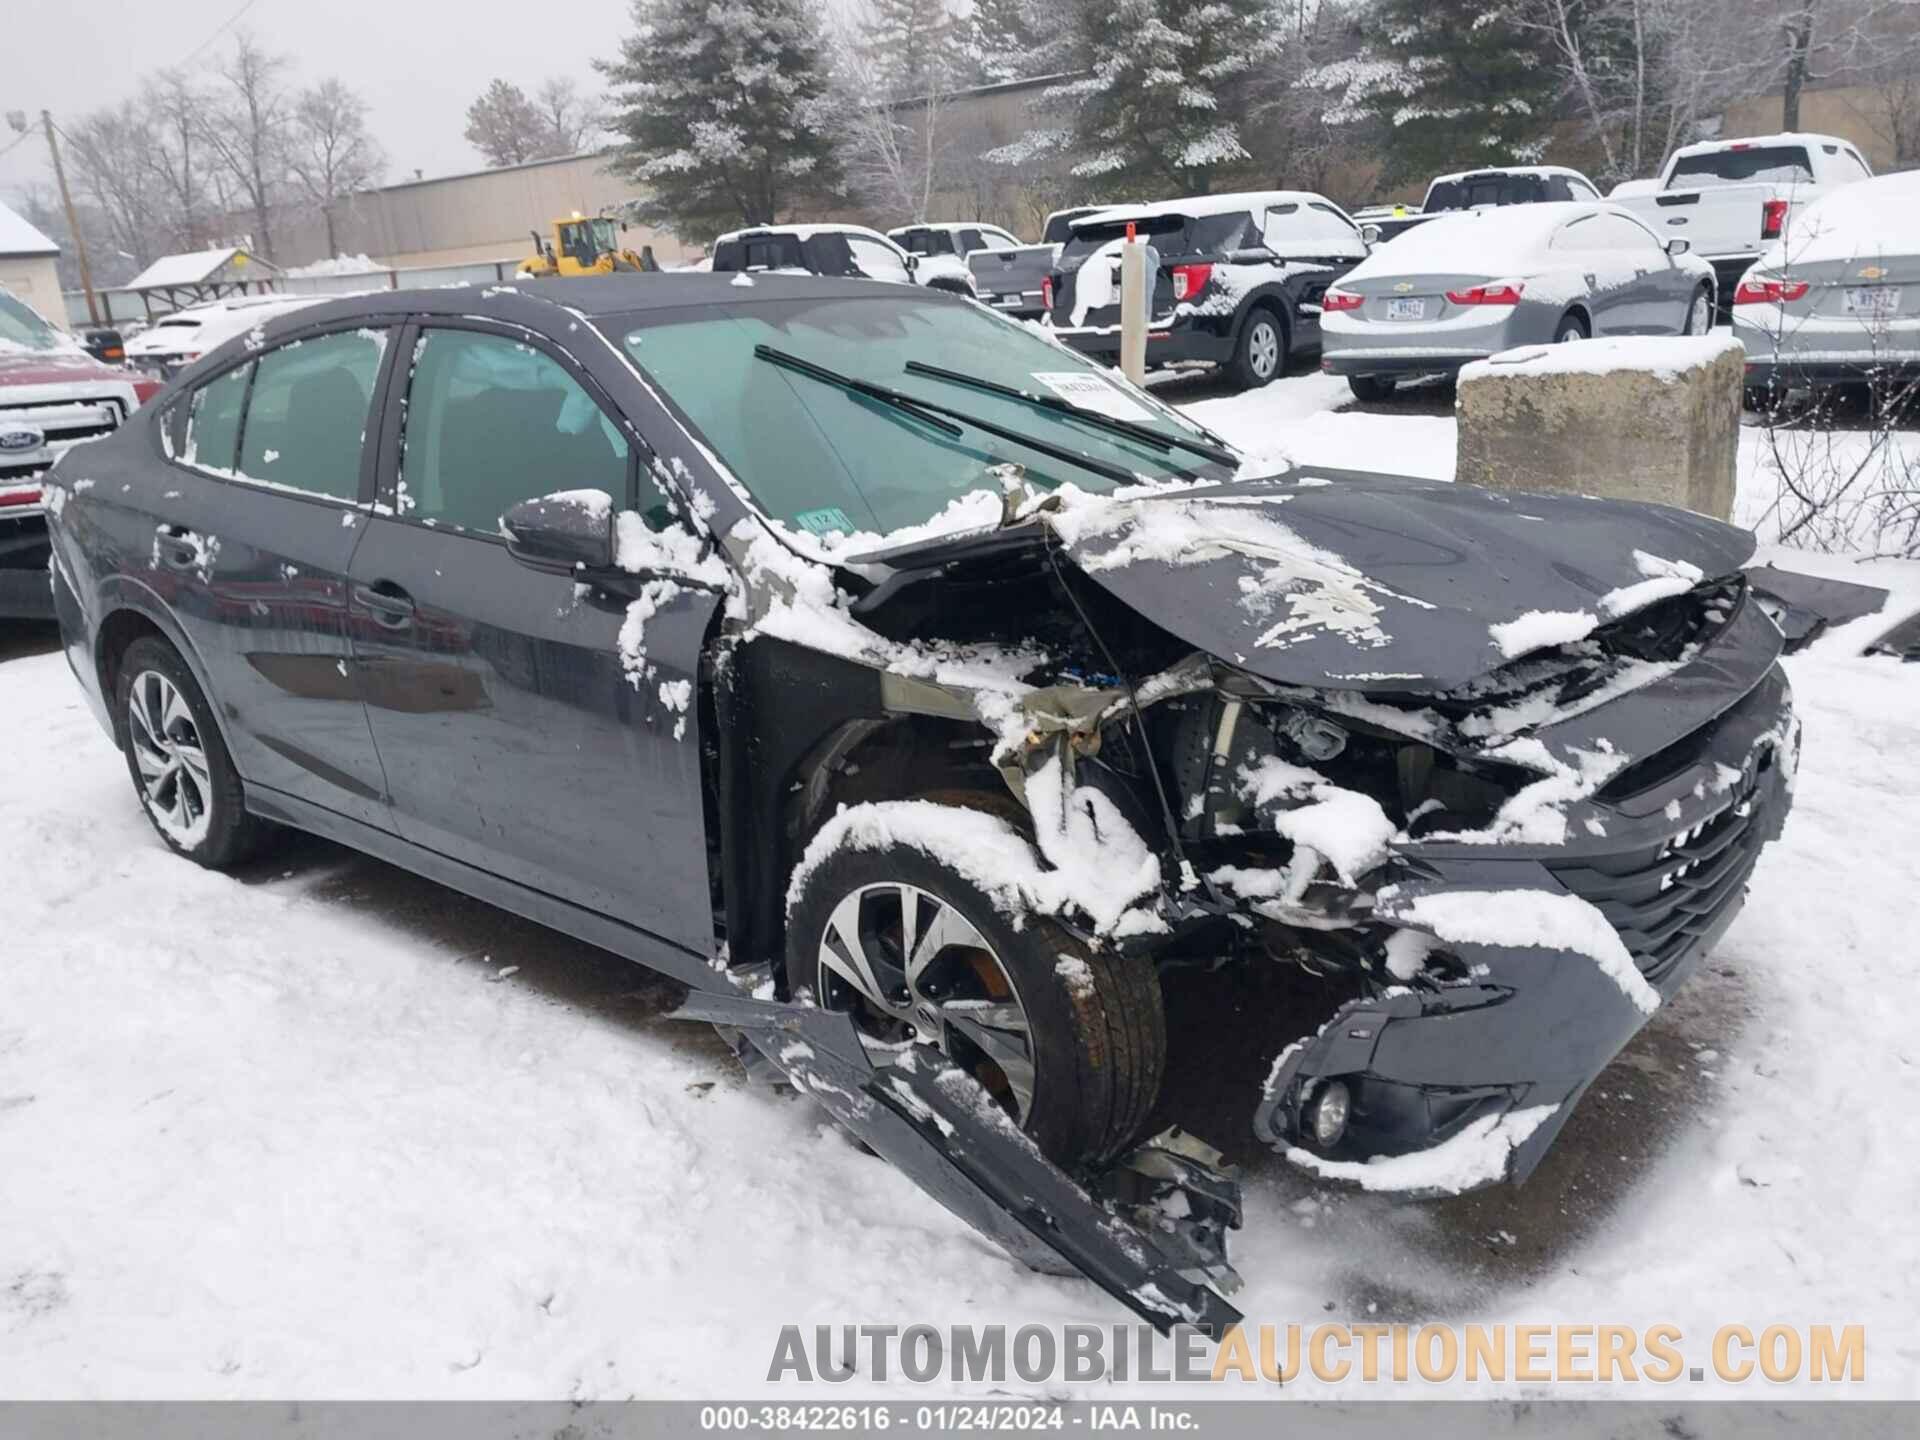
[1046,191,1371,388]
[42,275,1796,1329]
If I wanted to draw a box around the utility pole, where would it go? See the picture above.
[43,110,99,325]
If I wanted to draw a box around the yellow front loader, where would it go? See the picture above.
[517,212,661,278]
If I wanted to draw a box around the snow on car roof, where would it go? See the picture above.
[1756,168,1920,270]
[711,223,899,247]
[1426,165,1590,186]
[1341,202,1606,280]
[0,199,59,258]
[1668,132,1846,158]
[1071,191,1344,229]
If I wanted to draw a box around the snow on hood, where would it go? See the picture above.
[1041,472,1752,692]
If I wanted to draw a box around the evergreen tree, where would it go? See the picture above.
[601,0,842,237]
[867,0,961,100]
[1308,0,1560,184]
[961,0,1070,85]
[1033,0,1284,198]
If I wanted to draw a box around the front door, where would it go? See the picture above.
[156,326,393,828]
[349,321,722,952]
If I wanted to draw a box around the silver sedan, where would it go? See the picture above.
[1731,169,1920,406]
[1321,202,1717,402]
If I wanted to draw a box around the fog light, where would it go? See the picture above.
[1309,1080,1351,1147]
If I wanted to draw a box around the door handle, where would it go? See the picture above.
[353,579,416,628]
[153,524,197,572]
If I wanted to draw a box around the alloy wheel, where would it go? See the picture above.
[126,669,214,847]
[816,882,1036,1122]
[1248,319,1280,378]
[1686,292,1712,335]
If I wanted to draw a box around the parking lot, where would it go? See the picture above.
[4,366,1917,1398]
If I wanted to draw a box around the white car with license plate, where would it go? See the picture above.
[1731,168,1920,405]
[1320,202,1717,402]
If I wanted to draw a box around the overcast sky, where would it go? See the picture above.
[1,0,642,204]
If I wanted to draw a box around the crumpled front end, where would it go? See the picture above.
[998,568,1799,1195]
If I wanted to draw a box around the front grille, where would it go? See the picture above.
[1549,754,1777,983]
[0,396,125,483]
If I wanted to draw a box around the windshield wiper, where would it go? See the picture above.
[754,344,1137,485]
[754,345,962,438]
[904,359,1240,469]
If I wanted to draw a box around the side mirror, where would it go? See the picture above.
[903,252,919,273]
[1667,237,1692,256]
[502,491,614,573]
[1360,223,1382,245]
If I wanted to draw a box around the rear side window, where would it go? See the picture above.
[1263,202,1368,258]
[183,363,251,472]
[1834,149,1873,183]
[848,237,912,283]
[398,329,628,536]
[1425,175,1546,210]
[237,329,385,500]
[1669,145,1815,188]
[713,235,807,272]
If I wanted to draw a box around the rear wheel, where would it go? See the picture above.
[786,803,1164,1168]
[1555,311,1591,344]
[1346,373,1398,404]
[114,636,269,869]
[1229,307,1287,389]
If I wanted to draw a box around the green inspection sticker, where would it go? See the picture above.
[794,506,856,536]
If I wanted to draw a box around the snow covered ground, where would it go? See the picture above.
[3,369,1918,1400]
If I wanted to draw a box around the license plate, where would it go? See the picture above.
[996,294,1024,307]
[1386,297,1426,321]
[1845,286,1900,315]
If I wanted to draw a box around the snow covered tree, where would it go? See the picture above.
[1308,0,1560,184]
[601,0,842,237]
[1003,0,1284,199]
[960,0,1073,85]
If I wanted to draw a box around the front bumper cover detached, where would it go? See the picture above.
[1255,670,1796,1193]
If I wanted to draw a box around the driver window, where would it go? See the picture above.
[399,329,629,536]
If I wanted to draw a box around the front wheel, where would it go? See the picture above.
[1683,285,1713,336]
[115,636,269,869]
[786,803,1165,1168]
[1229,308,1287,389]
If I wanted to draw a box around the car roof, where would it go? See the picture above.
[1071,190,1345,229]
[1670,132,1847,157]
[1426,165,1592,186]
[887,221,1005,234]
[233,273,947,342]
[711,222,896,246]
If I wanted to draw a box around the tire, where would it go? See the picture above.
[1683,285,1713,336]
[1554,311,1591,344]
[1346,373,1397,404]
[114,636,269,869]
[787,806,1165,1169]
[1229,306,1287,389]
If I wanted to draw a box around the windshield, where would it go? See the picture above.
[0,289,73,353]
[1424,174,1546,211]
[1668,145,1814,189]
[613,293,1229,539]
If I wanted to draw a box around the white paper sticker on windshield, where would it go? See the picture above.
[1030,370,1154,423]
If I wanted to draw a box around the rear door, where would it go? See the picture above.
[349,319,722,950]
[157,326,393,827]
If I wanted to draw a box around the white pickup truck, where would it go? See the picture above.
[1617,133,1874,315]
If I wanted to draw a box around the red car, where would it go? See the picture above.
[2,286,162,618]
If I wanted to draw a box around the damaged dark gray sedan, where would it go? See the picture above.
[42,275,1797,1332]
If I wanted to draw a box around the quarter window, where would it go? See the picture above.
[184,363,251,472]
[848,237,913,284]
[237,329,385,500]
[398,329,629,536]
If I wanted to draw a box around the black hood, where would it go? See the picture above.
[1043,471,1754,693]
